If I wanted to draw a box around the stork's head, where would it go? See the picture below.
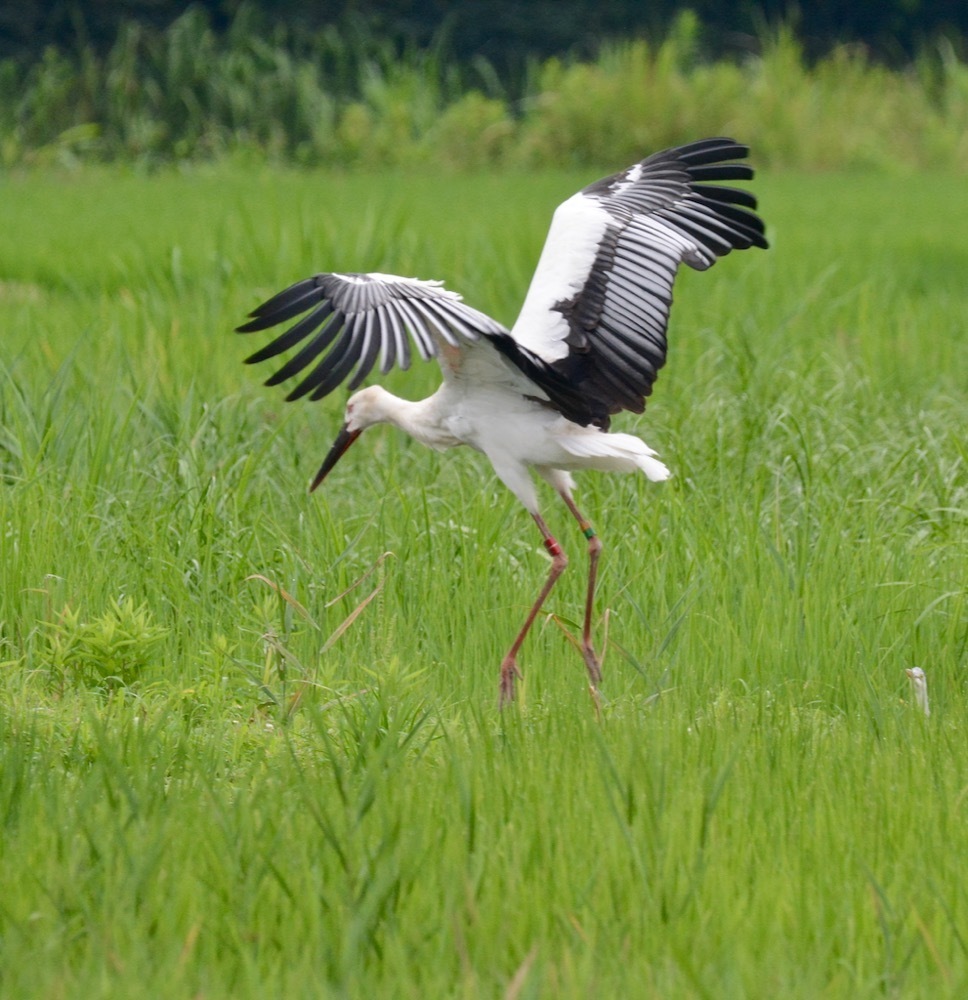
[343,385,390,433]
[310,386,389,491]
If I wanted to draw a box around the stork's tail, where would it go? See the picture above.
[560,430,672,481]
[635,449,672,482]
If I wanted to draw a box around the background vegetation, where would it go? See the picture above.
[4,0,968,66]
[1,5,967,170]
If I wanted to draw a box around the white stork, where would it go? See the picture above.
[238,137,768,704]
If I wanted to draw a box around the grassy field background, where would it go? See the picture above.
[1,162,966,997]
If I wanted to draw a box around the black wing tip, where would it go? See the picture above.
[676,137,751,164]
[638,138,757,189]
[678,138,769,252]
[639,136,749,167]
[236,315,277,334]
[252,275,324,313]
[235,275,326,334]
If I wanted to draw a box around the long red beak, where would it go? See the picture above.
[310,424,361,492]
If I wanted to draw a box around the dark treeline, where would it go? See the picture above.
[2,0,967,70]
[3,3,966,170]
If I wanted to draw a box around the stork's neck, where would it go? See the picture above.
[368,387,461,451]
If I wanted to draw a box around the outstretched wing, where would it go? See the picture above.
[237,272,508,401]
[506,137,768,426]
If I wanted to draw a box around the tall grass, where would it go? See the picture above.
[2,9,967,170]
[0,161,966,995]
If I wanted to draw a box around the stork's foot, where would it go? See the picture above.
[499,656,522,707]
[582,644,602,688]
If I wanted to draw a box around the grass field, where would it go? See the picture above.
[1,161,966,997]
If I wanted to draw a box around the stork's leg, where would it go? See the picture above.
[499,513,567,705]
[559,492,603,688]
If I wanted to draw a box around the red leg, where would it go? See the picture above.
[499,513,568,706]
[560,493,603,688]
